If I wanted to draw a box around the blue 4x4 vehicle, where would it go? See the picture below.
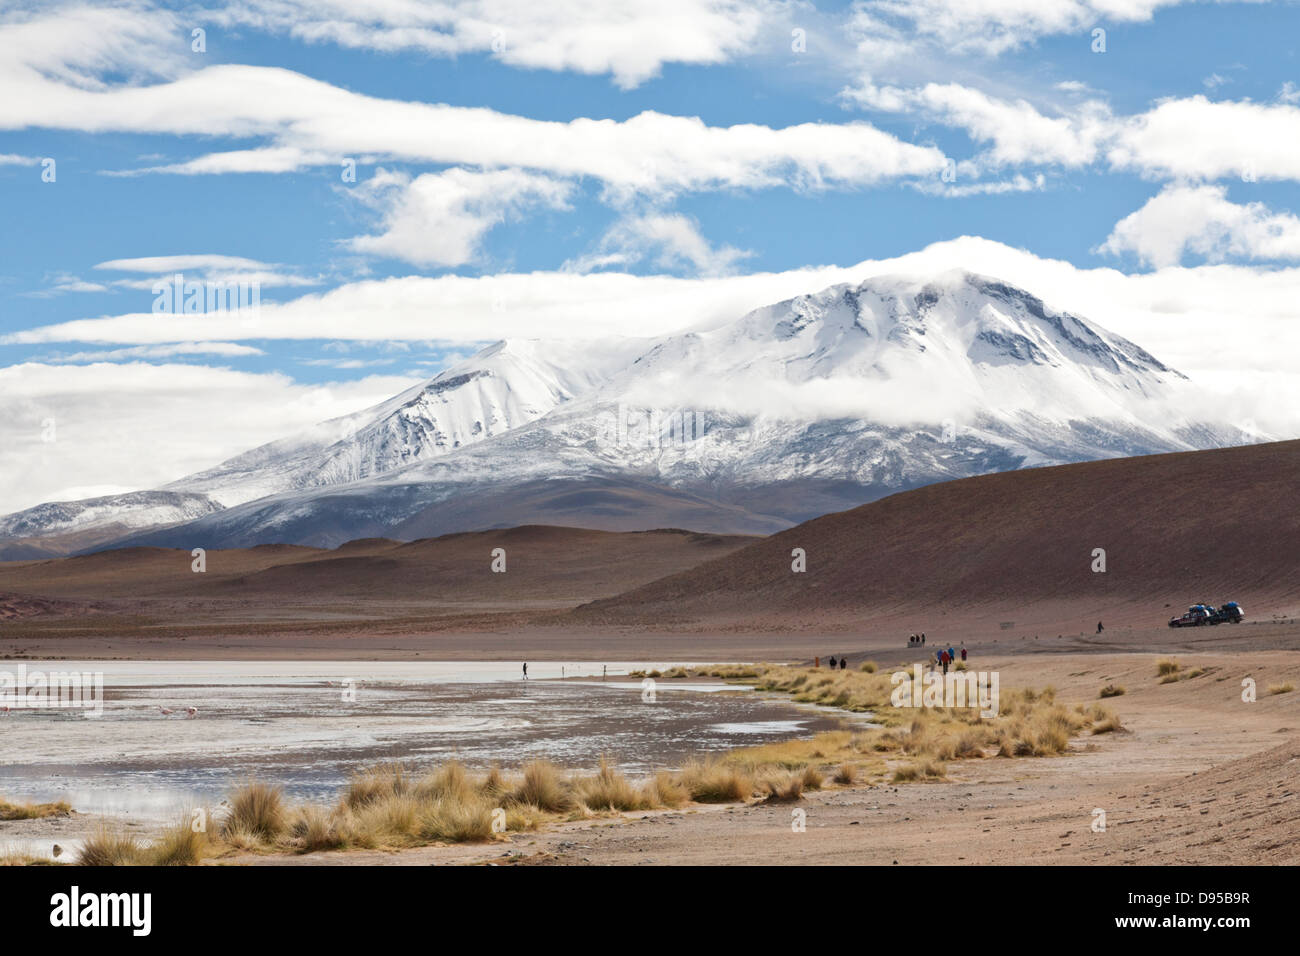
[1209,601,1245,624]
[1168,602,1245,627]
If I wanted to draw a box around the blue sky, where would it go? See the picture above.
[2,0,1300,511]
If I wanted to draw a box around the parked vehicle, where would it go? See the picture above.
[1168,602,1245,627]
[1169,605,1212,628]
[1209,601,1245,624]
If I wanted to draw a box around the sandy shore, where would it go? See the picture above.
[191,648,1298,866]
[5,638,1296,866]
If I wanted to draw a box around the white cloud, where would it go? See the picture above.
[0,362,420,514]
[92,254,320,289]
[214,0,777,89]
[95,254,277,273]
[1099,184,1300,268]
[347,167,572,267]
[566,213,753,276]
[845,77,1300,188]
[23,273,112,297]
[39,342,267,363]
[0,7,946,194]
[843,79,1111,169]
[6,237,1300,397]
[1108,95,1300,182]
[849,0,1188,59]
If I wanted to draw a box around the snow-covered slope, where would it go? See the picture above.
[0,271,1260,553]
[170,337,649,507]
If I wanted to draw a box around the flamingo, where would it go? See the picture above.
[185,706,198,718]
[159,706,174,716]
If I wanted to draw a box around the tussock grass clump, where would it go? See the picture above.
[859,661,877,673]
[893,759,945,782]
[1156,658,1180,677]
[0,797,71,821]
[763,771,807,803]
[414,760,475,804]
[953,661,968,672]
[1185,668,1205,679]
[417,796,494,843]
[146,820,209,866]
[480,765,508,797]
[1268,682,1295,695]
[76,827,145,866]
[643,771,689,809]
[353,792,421,843]
[289,804,354,853]
[574,756,648,812]
[1091,712,1126,734]
[680,761,753,803]
[344,763,407,809]
[1099,684,1126,698]
[223,781,286,843]
[662,667,689,679]
[954,727,996,758]
[833,763,856,785]
[514,760,572,813]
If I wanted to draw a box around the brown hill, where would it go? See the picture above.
[572,440,1300,634]
[0,526,755,610]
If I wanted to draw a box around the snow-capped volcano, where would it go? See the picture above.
[170,336,650,508]
[0,271,1256,555]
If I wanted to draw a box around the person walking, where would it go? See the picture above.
[522,662,528,680]
[828,655,837,669]
[1097,621,1104,634]
[960,645,967,662]
[940,649,949,675]
[839,657,847,670]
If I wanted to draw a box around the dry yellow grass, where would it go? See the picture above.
[1157,658,1180,677]
[679,760,753,803]
[893,759,946,782]
[76,826,146,866]
[79,663,1120,864]
[147,819,210,866]
[514,759,572,812]
[223,780,286,843]
[0,796,71,821]
[1099,684,1126,698]
[1268,682,1295,695]
[574,756,650,812]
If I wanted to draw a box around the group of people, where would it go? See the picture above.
[815,638,970,674]
[934,643,967,674]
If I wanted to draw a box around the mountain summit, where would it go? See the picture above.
[0,272,1253,555]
